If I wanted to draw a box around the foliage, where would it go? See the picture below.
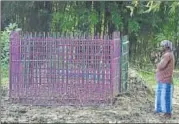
[1,31,9,65]
[2,1,179,65]
[128,19,140,34]
[1,23,21,65]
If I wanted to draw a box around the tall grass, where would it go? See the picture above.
[138,70,179,88]
[1,64,9,86]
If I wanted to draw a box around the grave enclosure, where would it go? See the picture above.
[9,31,129,106]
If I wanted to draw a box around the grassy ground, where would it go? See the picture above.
[138,70,179,89]
[1,65,9,86]
[138,71,155,86]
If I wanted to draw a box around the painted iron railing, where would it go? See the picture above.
[9,31,126,106]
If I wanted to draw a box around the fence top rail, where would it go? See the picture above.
[10,31,121,40]
[19,37,114,42]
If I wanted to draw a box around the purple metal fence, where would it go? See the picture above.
[9,31,121,106]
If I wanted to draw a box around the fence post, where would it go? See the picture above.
[9,31,21,98]
[112,31,121,97]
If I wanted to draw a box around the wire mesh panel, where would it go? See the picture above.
[111,32,121,96]
[120,35,129,93]
[9,31,121,106]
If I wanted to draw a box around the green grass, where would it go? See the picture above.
[138,70,179,88]
[1,64,9,86]
[173,76,179,86]
[2,77,9,86]
[138,71,156,88]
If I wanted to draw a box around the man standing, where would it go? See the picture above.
[155,40,175,118]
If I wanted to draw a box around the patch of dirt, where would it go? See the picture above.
[1,69,179,123]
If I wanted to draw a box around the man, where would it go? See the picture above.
[155,40,175,118]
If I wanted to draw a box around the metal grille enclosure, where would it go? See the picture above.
[9,31,122,106]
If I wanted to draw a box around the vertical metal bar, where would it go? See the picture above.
[73,33,76,101]
[98,38,100,101]
[50,32,53,86]
[38,32,41,86]
[49,32,52,95]
[26,32,29,88]
[97,39,101,100]
[42,32,44,87]
[21,32,24,98]
[118,34,121,93]
[84,34,87,100]
[86,34,89,100]
[82,34,84,97]
[30,32,34,103]
[32,32,35,96]
[21,32,24,94]
[66,33,69,99]
[62,33,65,94]
[34,32,38,96]
[77,34,80,101]
[64,33,67,95]
[57,32,60,91]
[36,32,39,87]
[45,32,48,98]
[54,32,57,88]
[89,36,92,101]
[17,31,21,99]
[27,32,31,88]
[102,37,105,100]
[126,39,129,91]
[19,32,21,99]
[9,32,14,99]
[47,32,51,99]
[110,35,114,102]
[107,35,110,101]
[71,33,74,101]
[46,32,48,87]
[69,33,71,98]
[29,32,32,87]
[119,37,123,92]
[24,32,28,98]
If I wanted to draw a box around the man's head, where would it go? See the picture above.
[160,40,173,52]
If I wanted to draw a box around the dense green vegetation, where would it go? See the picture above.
[1,1,179,85]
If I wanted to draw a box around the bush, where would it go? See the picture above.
[0,23,21,78]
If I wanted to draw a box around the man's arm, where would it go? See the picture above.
[157,54,170,70]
